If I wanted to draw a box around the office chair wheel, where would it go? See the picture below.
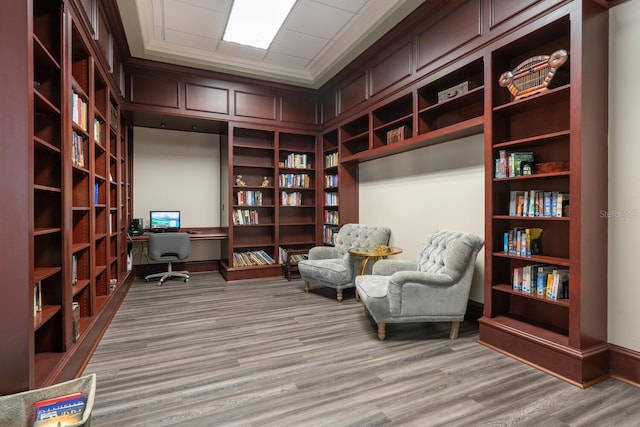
[184,278,189,282]
[144,278,149,282]
[156,280,163,287]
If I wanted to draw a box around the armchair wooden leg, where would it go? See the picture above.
[449,321,460,339]
[304,281,310,293]
[336,288,343,302]
[377,323,386,341]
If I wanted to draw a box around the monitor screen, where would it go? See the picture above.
[150,211,181,229]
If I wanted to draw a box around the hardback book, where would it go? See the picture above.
[34,392,85,426]
[72,302,80,343]
[536,266,556,296]
[512,267,522,291]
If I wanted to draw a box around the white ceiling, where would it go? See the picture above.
[116,0,425,88]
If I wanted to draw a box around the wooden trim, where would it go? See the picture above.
[46,273,134,385]
[610,344,640,387]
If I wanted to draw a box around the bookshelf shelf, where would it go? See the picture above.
[493,284,570,307]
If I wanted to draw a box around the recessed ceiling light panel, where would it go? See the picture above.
[223,0,297,49]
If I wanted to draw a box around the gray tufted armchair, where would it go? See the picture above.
[355,230,484,340]
[298,223,391,301]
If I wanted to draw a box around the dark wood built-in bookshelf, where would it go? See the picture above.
[0,0,132,394]
[478,3,609,387]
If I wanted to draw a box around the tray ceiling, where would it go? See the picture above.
[116,0,425,88]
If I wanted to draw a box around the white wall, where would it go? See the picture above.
[608,1,640,352]
[132,127,222,262]
[358,134,485,302]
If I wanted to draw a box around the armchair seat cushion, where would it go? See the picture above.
[355,275,390,299]
[297,259,349,287]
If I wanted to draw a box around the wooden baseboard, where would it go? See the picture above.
[610,344,640,387]
[473,298,640,389]
[48,273,135,385]
[465,300,483,323]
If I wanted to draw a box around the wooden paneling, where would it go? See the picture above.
[370,42,412,96]
[321,92,337,124]
[490,0,540,29]
[281,94,316,125]
[130,74,180,108]
[234,91,277,120]
[96,6,112,70]
[416,0,482,71]
[185,83,229,114]
[339,73,367,114]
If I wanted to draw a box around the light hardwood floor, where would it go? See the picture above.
[83,272,640,426]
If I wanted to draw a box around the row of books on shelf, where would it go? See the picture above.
[324,174,338,188]
[232,250,275,267]
[237,190,263,206]
[71,131,86,168]
[281,191,303,206]
[325,152,338,168]
[509,190,569,217]
[324,210,339,225]
[323,225,338,245]
[233,209,259,225]
[504,227,543,257]
[279,173,311,188]
[512,265,569,300]
[282,153,311,169]
[72,91,88,131]
[278,246,308,265]
[34,390,87,426]
[324,192,338,206]
[495,151,534,178]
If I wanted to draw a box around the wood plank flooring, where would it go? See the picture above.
[83,273,640,426]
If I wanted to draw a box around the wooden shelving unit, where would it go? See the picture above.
[5,0,134,392]
[478,4,609,387]
[321,129,339,245]
[223,126,280,280]
[277,131,316,253]
[223,127,318,281]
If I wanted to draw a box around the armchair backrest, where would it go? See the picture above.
[334,224,391,258]
[417,230,484,281]
[148,232,191,261]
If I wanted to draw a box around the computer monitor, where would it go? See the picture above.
[149,210,181,229]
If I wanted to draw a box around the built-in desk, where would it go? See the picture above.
[129,228,228,276]
[129,227,228,242]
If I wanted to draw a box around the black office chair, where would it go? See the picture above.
[144,232,190,285]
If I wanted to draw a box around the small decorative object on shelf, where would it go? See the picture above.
[235,175,246,187]
[261,176,270,187]
[499,49,568,100]
[437,81,478,102]
[386,125,411,144]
